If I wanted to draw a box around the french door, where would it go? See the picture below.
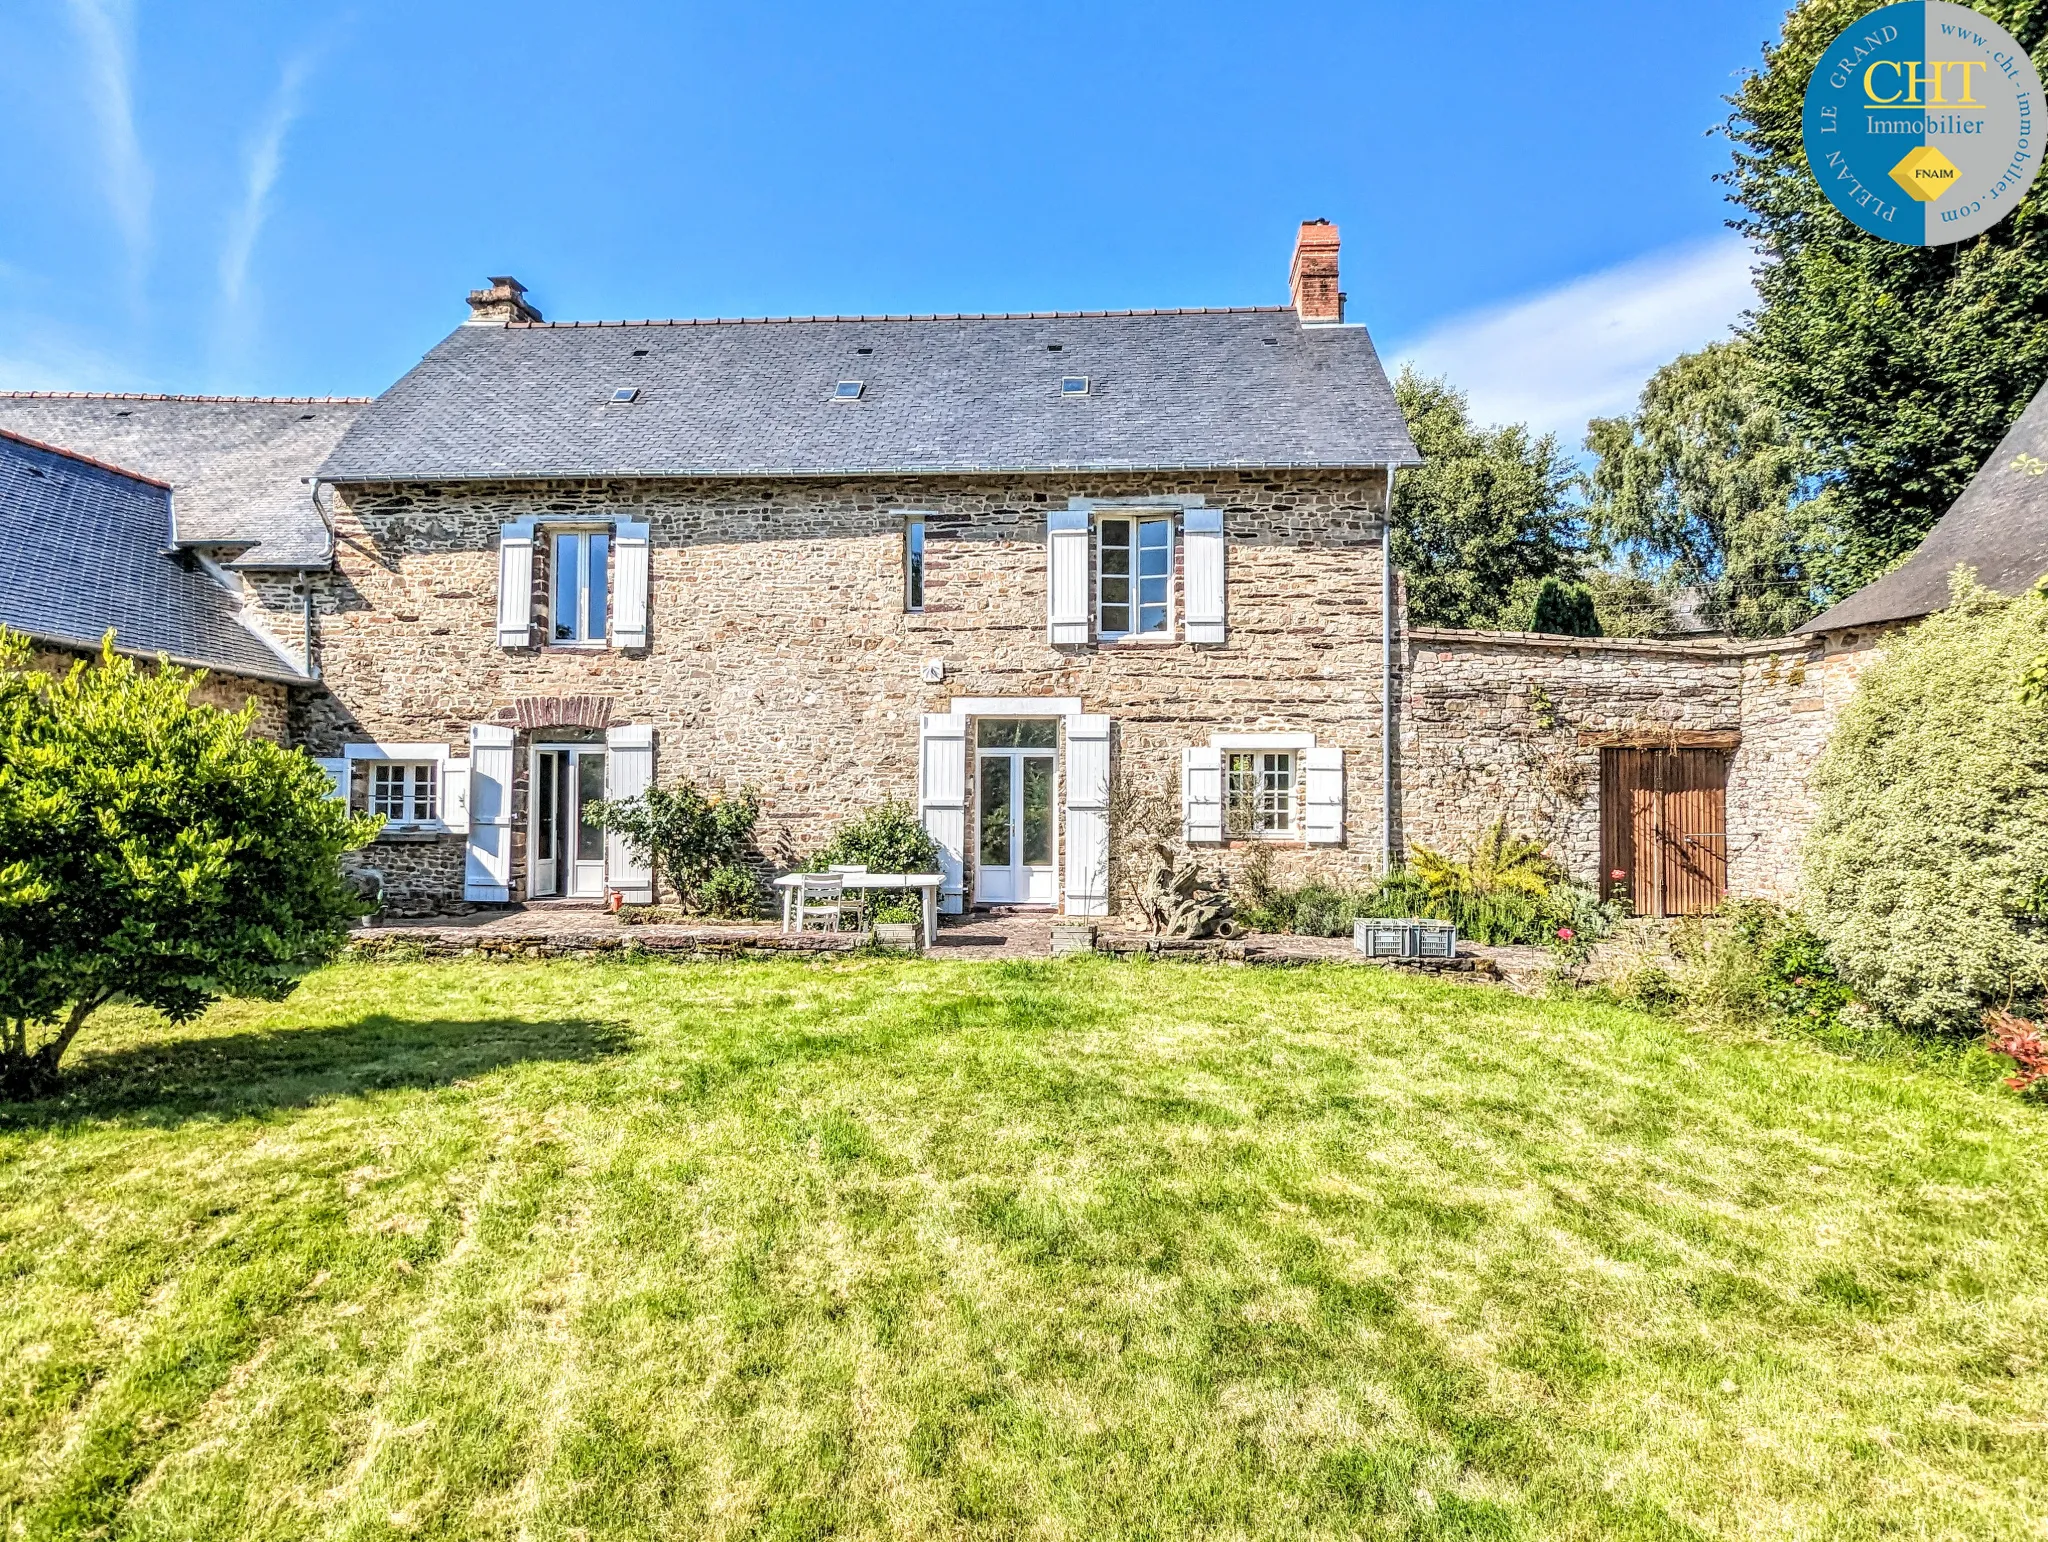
[974,719,1057,905]
[532,746,608,898]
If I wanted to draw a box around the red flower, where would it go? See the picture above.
[1556,927,1576,941]
[1610,869,1626,881]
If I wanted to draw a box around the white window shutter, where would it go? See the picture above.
[1181,747,1223,844]
[313,755,347,804]
[442,758,471,834]
[1182,507,1226,645]
[1063,714,1112,916]
[1304,746,1345,846]
[497,519,536,648]
[919,712,967,913]
[612,519,650,649]
[603,724,656,903]
[465,724,515,901]
[1046,508,1091,645]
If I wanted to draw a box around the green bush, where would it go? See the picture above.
[1804,575,2048,1032]
[588,779,761,913]
[808,802,942,922]
[1675,900,1852,1031]
[697,863,760,920]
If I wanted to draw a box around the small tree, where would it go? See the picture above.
[1529,577,1601,637]
[810,802,941,923]
[0,633,377,1096]
[588,779,761,913]
[1804,576,2048,1032]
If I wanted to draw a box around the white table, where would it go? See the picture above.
[774,872,945,947]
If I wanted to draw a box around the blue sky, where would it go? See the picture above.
[1,0,1789,444]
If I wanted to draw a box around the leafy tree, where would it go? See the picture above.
[1804,577,2048,1032]
[0,633,376,1096]
[1529,577,1601,637]
[1392,369,1585,628]
[1585,340,1820,636]
[1726,0,2048,597]
[588,778,761,912]
[1583,565,1676,638]
[811,800,940,875]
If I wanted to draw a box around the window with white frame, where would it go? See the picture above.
[369,761,440,824]
[1098,514,1172,638]
[551,529,610,644]
[904,516,925,611]
[1225,751,1294,837]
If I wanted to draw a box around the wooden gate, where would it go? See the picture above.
[1600,748,1729,916]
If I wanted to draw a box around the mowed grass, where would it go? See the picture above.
[1,958,2043,1541]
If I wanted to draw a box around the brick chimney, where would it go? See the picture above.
[1288,220,1344,324]
[466,276,543,324]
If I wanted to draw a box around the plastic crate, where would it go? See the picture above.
[1353,917,1458,960]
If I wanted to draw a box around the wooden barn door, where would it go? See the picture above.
[1600,749,1729,916]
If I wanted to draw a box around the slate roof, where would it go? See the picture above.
[319,308,1420,482]
[1802,382,2048,633]
[0,429,301,681]
[0,394,366,567]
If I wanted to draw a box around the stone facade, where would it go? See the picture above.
[28,644,294,742]
[245,469,1397,911]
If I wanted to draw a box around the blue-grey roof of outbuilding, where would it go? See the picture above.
[318,307,1420,482]
[1800,380,2048,633]
[0,430,303,682]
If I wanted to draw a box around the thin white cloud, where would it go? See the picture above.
[1390,238,1759,448]
[218,50,316,323]
[65,0,151,298]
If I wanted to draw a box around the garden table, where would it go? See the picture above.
[774,872,944,947]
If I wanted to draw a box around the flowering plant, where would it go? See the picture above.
[1985,1010,2048,1095]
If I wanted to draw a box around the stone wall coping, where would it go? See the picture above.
[1406,627,1812,660]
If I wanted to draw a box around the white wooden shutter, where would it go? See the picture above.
[603,724,655,904]
[1181,746,1223,844]
[1182,507,1226,645]
[497,518,536,648]
[442,759,471,834]
[612,519,650,649]
[919,712,967,913]
[1046,508,1091,645]
[1063,714,1112,917]
[314,755,347,803]
[464,724,515,900]
[1304,746,1345,846]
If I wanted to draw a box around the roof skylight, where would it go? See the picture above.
[611,387,639,403]
[1060,376,1090,397]
[834,380,865,400]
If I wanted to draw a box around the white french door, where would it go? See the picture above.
[973,719,1058,905]
[531,745,608,898]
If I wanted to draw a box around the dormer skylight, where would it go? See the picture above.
[834,380,865,400]
[611,387,639,403]
[1060,376,1090,397]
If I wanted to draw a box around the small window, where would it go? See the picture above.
[552,530,610,644]
[370,762,440,825]
[611,387,639,403]
[1226,752,1293,837]
[904,516,925,612]
[976,718,1058,749]
[1098,515,1173,638]
[834,380,864,400]
[1060,376,1090,396]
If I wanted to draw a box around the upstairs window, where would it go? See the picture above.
[1226,751,1293,837]
[370,761,440,825]
[552,530,610,645]
[1098,515,1172,638]
[904,516,925,611]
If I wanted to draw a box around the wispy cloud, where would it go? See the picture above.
[212,48,320,369]
[1390,238,1759,449]
[64,0,151,301]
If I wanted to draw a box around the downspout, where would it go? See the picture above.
[1382,463,1398,873]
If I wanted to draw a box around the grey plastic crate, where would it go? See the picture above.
[1353,917,1458,959]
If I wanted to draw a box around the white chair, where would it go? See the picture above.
[798,874,857,932]
[827,865,869,928]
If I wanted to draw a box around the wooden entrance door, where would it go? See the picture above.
[1600,749,1730,916]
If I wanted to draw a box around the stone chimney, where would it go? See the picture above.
[465,275,543,324]
[1288,220,1344,324]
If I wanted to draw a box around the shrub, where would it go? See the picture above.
[697,863,760,920]
[1530,576,1602,637]
[589,779,761,912]
[808,801,943,922]
[1671,900,1851,1032]
[1804,574,2048,1033]
[1984,1010,2048,1094]
[0,634,377,1095]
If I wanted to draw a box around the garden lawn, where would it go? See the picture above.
[1,958,2043,1541]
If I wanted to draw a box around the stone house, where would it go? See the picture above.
[7,227,2045,922]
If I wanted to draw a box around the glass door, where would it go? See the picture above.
[531,746,607,899]
[973,720,1057,905]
